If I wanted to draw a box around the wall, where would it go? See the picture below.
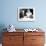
[0,0,46,43]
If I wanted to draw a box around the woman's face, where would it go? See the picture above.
[27,9,30,12]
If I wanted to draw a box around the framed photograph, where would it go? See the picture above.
[18,7,35,21]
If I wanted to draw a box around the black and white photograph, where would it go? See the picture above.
[18,7,35,21]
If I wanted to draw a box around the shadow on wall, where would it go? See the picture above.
[0,24,7,43]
